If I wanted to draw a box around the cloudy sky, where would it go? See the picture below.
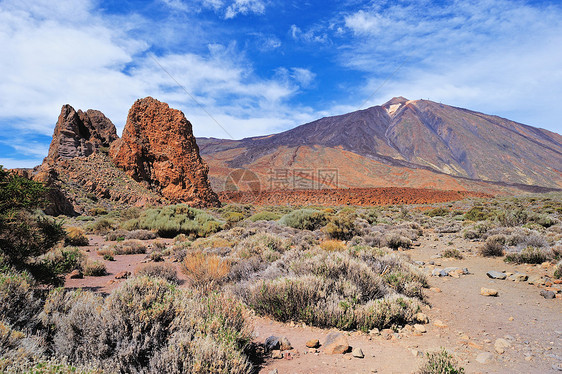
[1,0,561,168]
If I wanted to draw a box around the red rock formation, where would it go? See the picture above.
[110,97,220,207]
[45,105,118,164]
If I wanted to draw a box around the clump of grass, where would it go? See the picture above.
[181,252,230,293]
[87,217,116,234]
[426,207,450,217]
[64,227,89,246]
[134,263,179,284]
[480,235,505,257]
[385,233,412,250]
[554,261,562,279]
[149,251,164,262]
[125,230,156,240]
[96,247,115,258]
[279,208,327,231]
[442,249,463,259]
[324,210,358,240]
[82,259,107,276]
[122,204,223,238]
[40,247,86,277]
[505,246,553,264]
[417,348,465,374]
[112,240,147,255]
[319,239,346,251]
[234,232,290,262]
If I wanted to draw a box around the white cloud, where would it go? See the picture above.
[338,0,562,133]
[0,0,318,167]
[289,24,329,43]
[225,0,265,19]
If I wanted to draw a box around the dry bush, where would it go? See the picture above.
[319,240,346,251]
[39,277,253,373]
[417,348,465,374]
[191,236,233,250]
[234,232,290,262]
[235,248,426,331]
[113,239,147,255]
[442,248,463,259]
[64,227,89,246]
[505,246,554,264]
[385,233,412,250]
[125,230,156,240]
[480,235,505,257]
[82,259,107,276]
[181,252,230,292]
[554,261,562,279]
[96,247,115,258]
[135,263,179,284]
[105,230,127,241]
[0,271,42,330]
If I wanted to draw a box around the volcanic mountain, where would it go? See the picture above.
[198,97,562,193]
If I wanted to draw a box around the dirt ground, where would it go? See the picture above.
[65,231,561,374]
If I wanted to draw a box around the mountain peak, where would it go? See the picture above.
[382,96,410,107]
[382,96,410,117]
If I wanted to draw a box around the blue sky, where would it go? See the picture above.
[1,0,562,168]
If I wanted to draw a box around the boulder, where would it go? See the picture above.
[323,332,350,354]
[486,271,507,280]
[110,97,220,208]
[352,347,364,358]
[306,339,320,348]
[481,288,498,297]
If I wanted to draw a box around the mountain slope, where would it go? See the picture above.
[198,97,562,191]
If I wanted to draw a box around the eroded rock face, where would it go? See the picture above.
[110,97,220,207]
[45,104,118,164]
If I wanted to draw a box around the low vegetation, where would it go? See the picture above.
[418,348,465,374]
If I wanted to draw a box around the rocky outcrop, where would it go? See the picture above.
[110,97,220,207]
[45,105,118,164]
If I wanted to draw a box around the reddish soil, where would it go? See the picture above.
[219,187,492,206]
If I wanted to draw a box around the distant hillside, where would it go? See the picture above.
[198,97,562,193]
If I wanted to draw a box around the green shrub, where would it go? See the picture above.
[324,211,358,240]
[234,233,290,261]
[554,261,562,279]
[426,207,450,217]
[279,209,327,231]
[505,246,553,264]
[123,205,223,238]
[464,206,490,221]
[418,348,465,374]
[40,247,86,276]
[249,211,281,222]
